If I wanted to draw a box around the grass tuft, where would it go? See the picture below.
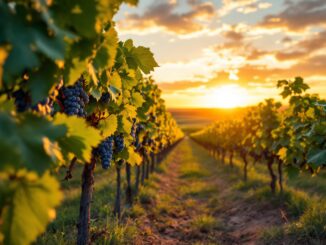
[262,202,326,244]
[138,187,157,205]
[191,214,222,233]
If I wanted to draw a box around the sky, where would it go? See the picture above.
[115,0,326,108]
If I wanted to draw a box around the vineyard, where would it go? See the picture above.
[0,0,326,245]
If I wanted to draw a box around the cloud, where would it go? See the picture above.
[223,29,245,42]
[220,0,271,15]
[259,0,326,31]
[117,0,216,35]
[275,31,326,60]
[158,80,205,92]
[158,53,326,96]
[237,2,272,14]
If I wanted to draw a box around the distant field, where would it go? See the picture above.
[168,108,248,133]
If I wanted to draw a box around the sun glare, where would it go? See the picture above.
[207,84,250,108]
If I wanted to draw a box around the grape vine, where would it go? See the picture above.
[191,77,326,193]
[0,1,183,245]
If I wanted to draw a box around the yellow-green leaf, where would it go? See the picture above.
[98,114,118,137]
[131,92,144,108]
[1,171,63,245]
[53,114,101,163]
[127,147,142,166]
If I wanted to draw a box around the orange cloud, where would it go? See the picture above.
[158,54,326,95]
[276,31,326,60]
[259,0,326,31]
[118,0,216,34]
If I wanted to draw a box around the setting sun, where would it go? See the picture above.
[206,84,249,108]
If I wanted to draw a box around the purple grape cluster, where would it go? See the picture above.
[114,134,125,153]
[100,92,111,104]
[95,136,114,169]
[13,89,52,115]
[61,80,89,117]
[13,89,30,112]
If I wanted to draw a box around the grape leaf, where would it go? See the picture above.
[308,149,326,167]
[93,27,118,71]
[130,46,158,74]
[109,71,122,90]
[67,58,87,85]
[0,112,67,174]
[121,104,137,119]
[27,61,58,103]
[126,147,142,166]
[53,114,102,163]
[1,171,62,245]
[131,92,144,108]
[51,0,98,39]
[98,114,118,137]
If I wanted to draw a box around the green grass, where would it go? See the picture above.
[38,136,326,244]
[179,181,217,199]
[38,143,176,244]
[191,214,223,233]
[138,187,157,205]
[262,202,326,244]
[127,204,146,218]
[192,140,326,245]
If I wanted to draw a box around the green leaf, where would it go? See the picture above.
[93,46,110,70]
[52,0,98,39]
[98,27,118,70]
[121,104,137,119]
[0,112,67,174]
[0,95,15,112]
[126,147,142,166]
[118,115,132,134]
[131,92,144,108]
[308,149,326,167]
[53,114,102,163]
[98,114,118,137]
[67,58,87,85]
[1,171,62,245]
[124,39,133,51]
[27,61,58,103]
[109,71,122,90]
[130,46,159,74]
[1,3,40,80]
[90,87,101,101]
[33,28,65,61]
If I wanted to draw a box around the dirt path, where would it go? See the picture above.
[134,138,285,245]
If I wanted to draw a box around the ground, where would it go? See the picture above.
[39,136,326,244]
[132,138,285,245]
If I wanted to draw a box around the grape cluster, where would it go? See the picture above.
[95,136,114,169]
[61,80,89,117]
[100,92,111,104]
[114,134,125,153]
[13,89,31,112]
